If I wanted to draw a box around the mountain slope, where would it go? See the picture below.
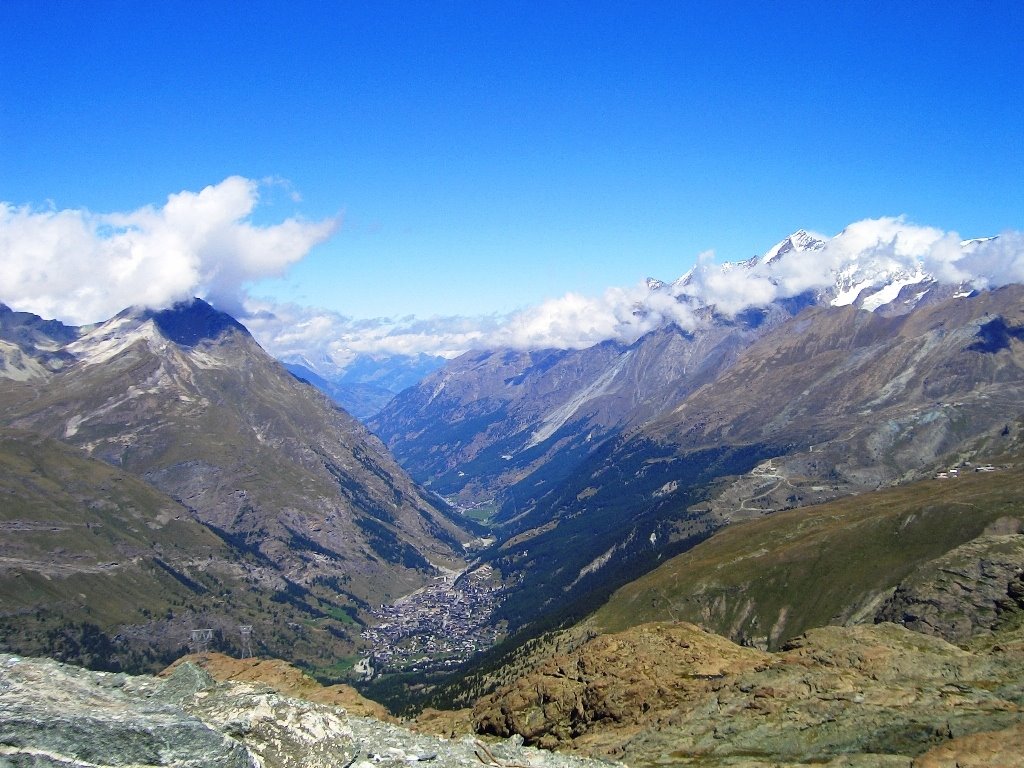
[469,285,1024,636]
[646,284,1024,501]
[0,299,476,645]
[589,444,1024,648]
[284,361,397,420]
[282,352,448,420]
[372,302,807,511]
[0,428,370,672]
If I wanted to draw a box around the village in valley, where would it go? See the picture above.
[358,564,503,678]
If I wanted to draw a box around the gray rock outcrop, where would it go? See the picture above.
[0,656,254,767]
[875,532,1024,644]
[0,654,618,768]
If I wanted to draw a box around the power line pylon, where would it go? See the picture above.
[239,625,253,659]
[190,628,213,654]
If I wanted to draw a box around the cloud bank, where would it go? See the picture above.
[0,176,338,325]
[677,217,1024,314]
[240,299,505,372]
[2,181,1021,375]
[242,217,1024,372]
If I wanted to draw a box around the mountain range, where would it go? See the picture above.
[0,299,476,673]
[371,229,1024,635]
[282,351,447,420]
[1,222,1023,764]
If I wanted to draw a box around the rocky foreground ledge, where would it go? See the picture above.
[0,654,619,768]
[472,621,1024,767]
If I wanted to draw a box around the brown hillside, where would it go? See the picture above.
[163,652,395,721]
[473,621,1024,767]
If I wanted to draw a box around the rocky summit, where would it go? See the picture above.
[0,653,619,768]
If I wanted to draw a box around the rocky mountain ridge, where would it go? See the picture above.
[373,227,1000,513]
[0,302,78,380]
[0,298,476,672]
[459,285,1024,638]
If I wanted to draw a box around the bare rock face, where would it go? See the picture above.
[0,654,619,768]
[474,622,769,749]
[472,622,1024,767]
[0,654,354,767]
[874,533,1024,644]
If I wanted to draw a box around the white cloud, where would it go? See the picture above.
[240,299,502,374]
[681,250,780,315]
[947,230,1024,289]
[243,217,1024,372]
[490,283,702,350]
[3,191,1022,374]
[241,280,706,370]
[830,217,946,260]
[0,176,338,324]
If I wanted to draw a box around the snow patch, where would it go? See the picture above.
[830,280,870,307]
[68,318,162,367]
[859,270,927,311]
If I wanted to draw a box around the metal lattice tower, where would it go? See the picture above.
[190,628,214,654]
[239,625,253,659]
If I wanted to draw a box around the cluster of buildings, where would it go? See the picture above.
[360,565,502,676]
[935,463,998,479]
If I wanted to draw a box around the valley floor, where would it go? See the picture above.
[361,564,503,676]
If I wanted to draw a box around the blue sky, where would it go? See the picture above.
[1,2,1022,358]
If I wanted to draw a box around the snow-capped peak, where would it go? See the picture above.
[670,266,696,292]
[762,229,827,264]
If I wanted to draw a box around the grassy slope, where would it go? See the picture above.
[0,429,363,674]
[590,456,1024,647]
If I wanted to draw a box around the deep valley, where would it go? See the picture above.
[2,228,1023,766]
